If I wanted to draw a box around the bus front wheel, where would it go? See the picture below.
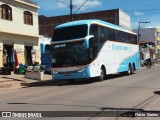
[127,64,133,75]
[99,67,105,81]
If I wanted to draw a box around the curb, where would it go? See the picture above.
[0,76,54,88]
[0,81,24,89]
[21,80,55,87]
[0,79,55,89]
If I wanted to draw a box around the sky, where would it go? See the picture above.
[32,0,160,29]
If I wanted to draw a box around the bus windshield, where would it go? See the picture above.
[51,41,88,67]
[52,24,88,41]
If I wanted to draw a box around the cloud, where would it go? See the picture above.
[145,26,156,28]
[57,2,68,8]
[134,10,144,16]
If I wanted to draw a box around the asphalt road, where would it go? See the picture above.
[0,65,160,120]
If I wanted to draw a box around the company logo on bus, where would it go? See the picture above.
[112,44,129,51]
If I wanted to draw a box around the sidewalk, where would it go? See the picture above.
[0,73,54,88]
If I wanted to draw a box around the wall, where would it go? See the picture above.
[39,9,131,37]
[0,32,40,67]
[119,9,131,31]
[133,28,156,43]
[0,0,39,37]
[0,0,40,67]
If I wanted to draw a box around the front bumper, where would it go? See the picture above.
[51,67,91,80]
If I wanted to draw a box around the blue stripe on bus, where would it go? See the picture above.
[117,52,140,72]
[52,66,91,80]
[56,19,126,31]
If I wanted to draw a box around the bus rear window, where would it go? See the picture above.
[52,24,88,41]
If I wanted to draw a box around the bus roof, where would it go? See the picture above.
[55,19,136,35]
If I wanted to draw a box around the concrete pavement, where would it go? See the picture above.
[0,73,53,89]
[0,65,160,120]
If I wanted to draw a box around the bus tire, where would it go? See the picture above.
[99,67,105,81]
[127,64,133,75]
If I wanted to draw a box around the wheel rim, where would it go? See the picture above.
[100,68,104,80]
[128,65,131,74]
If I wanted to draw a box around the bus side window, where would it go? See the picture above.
[119,32,128,43]
[107,28,116,41]
[99,26,108,49]
[128,34,137,44]
[89,24,99,56]
[89,38,98,58]
[122,32,129,43]
[90,24,98,39]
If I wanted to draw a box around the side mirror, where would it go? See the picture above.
[86,35,94,40]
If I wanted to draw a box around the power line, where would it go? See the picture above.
[74,0,89,14]
[55,0,69,5]
[55,0,79,11]
[56,0,89,19]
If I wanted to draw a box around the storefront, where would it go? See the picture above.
[0,32,40,71]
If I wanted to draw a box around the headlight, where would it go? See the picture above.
[78,67,87,72]
[51,69,58,74]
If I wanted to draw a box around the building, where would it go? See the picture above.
[133,27,160,60]
[0,0,40,70]
[39,9,131,37]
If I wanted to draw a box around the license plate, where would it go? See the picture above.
[64,75,71,78]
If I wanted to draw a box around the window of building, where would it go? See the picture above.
[24,11,33,25]
[0,4,12,20]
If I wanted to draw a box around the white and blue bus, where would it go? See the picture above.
[50,19,140,81]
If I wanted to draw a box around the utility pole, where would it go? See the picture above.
[137,22,150,45]
[56,0,88,21]
[70,0,73,21]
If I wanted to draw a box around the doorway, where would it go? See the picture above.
[25,46,33,65]
[3,44,14,70]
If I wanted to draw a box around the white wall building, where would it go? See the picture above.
[0,0,40,69]
[119,9,131,31]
